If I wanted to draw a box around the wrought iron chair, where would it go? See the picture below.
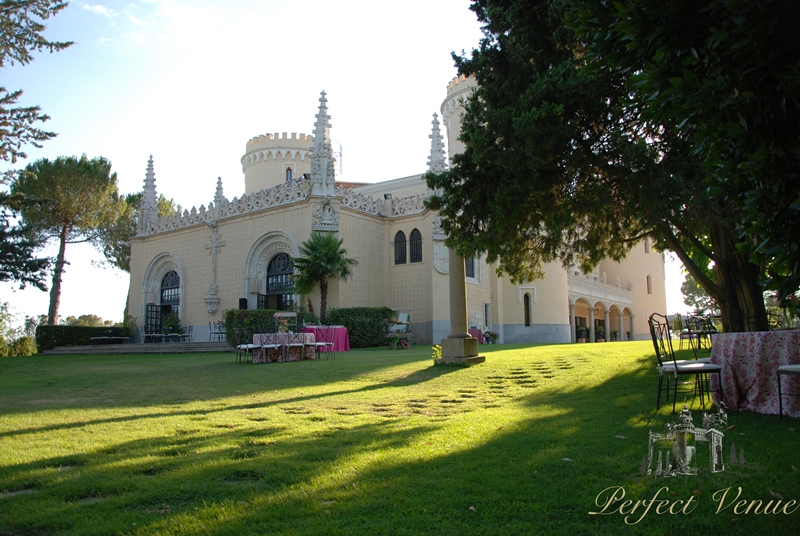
[685,315,715,362]
[649,313,723,413]
[286,331,306,361]
[179,325,193,343]
[259,332,282,363]
[312,326,335,360]
[778,365,800,419]
[234,329,260,364]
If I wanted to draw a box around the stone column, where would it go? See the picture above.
[618,312,624,340]
[604,308,611,341]
[589,307,596,342]
[569,302,576,343]
[630,313,636,340]
[437,249,484,365]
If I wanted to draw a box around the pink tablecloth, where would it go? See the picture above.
[252,332,316,363]
[711,331,800,417]
[301,326,350,352]
[468,328,484,343]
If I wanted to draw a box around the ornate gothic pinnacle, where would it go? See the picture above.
[310,90,335,195]
[213,177,225,220]
[428,113,447,174]
[139,155,158,235]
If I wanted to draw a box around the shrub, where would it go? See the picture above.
[223,309,318,345]
[9,336,37,356]
[35,325,134,351]
[326,307,394,348]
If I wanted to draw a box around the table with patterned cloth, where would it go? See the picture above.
[710,330,800,417]
[468,328,484,343]
[251,332,316,363]
[301,326,350,352]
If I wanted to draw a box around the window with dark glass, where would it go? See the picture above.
[160,270,180,317]
[394,231,407,265]
[260,253,294,310]
[523,293,531,326]
[409,228,422,263]
[465,256,475,279]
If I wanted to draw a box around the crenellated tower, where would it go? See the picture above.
[241,132,313,194]
[440,74,477,160]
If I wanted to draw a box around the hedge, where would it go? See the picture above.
[223,309,318,345]
[35,326,134,351]
[325,307,394,348]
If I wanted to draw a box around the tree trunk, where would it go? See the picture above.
[319,279,328,324]
[709,222,767,332]
[48,227,68,325]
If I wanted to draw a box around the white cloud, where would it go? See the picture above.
[83,4,117,17]
[128,14,147,26]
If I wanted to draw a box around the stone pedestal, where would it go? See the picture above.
[436,336,485,365]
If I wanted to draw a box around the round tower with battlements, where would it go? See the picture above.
[440,74,478,159]
[241,132,313,194]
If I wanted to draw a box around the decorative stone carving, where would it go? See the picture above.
[309,91,336,197]
[428,113,447,174]
[312,195,339,231]
[392,192,429,216]
[340,190,381,216]
[204,226,225,313]
[432,217,446,240]
[434,241,449,275]
[140,177,312,236]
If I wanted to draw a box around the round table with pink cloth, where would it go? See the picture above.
[300,326,350,352]
[710,330,800,417]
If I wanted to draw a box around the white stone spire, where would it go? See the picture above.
[428,113,447,174]
[213,177,225,220]
[138,155,158,235]
[310,90,335,196]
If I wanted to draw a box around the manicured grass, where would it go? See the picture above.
[1,343,798,535]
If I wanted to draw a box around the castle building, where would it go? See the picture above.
[126,77,667,344]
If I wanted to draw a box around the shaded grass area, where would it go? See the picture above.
[1,343,798,535]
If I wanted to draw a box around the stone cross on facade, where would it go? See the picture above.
[205,225,226,297]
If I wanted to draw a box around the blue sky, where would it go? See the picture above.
[1,0,685,325]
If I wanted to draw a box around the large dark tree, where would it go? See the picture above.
[12,155,125,324]
[427,0,795,332]
[0,193,49,289]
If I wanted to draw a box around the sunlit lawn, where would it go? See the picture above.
[1,343,798,535]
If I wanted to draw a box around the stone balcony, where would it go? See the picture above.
[567,274,634,308]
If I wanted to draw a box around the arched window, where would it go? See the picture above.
[644,239,650,253]
[266,253,294,310]
[465,256,475,279]
[285,167,293,182]
[161,270,180,317]
[646,274,653,294]
[523,293,531,326]
[394,231,407,265]
[409,228,422,263]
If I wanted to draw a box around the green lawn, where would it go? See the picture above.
[1,343,798,535]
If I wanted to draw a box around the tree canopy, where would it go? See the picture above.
[292,232,358,323]
[98,192,178,272]
[427,0,798,331]
[0,193,49,289]
[0,1,72,164]
[11,155,125,324]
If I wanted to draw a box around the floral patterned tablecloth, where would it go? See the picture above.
[252,332,316,363]
[710,330,800,417]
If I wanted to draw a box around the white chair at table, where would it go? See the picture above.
[259,331,282,363]
[286,331,306,360]
[234,329,260,364]
[313,326,335,360]
[778,365,800,419]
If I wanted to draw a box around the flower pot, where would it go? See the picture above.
[577,338,586,343]
[389,341,397,351]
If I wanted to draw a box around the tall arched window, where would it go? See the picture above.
[285,167,293,182]
[465,256,475,279]
[523,293,531,326]
[161,270,180,317]
[409,228,422,263]
[394,231,407,265]
[266,253,294,310]
[646,274,653,294]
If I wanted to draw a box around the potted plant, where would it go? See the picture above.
[596,327,605,342]
[162,313,184,336]
[626,331,632,341]
[576,326,588,343]
[611,330,619,341]
[484,330,499,344]
[386,332,400,350]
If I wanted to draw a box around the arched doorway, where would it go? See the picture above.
[257,253,294,310]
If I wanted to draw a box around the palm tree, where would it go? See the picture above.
[292,232,358,323]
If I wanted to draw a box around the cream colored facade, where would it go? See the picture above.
[127,79,666,344]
